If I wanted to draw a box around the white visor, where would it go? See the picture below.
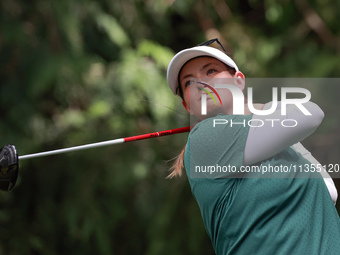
[166,46,239,95]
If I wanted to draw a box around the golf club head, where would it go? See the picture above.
[0,145,19,191]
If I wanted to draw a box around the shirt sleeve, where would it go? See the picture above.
[243,101,324,165]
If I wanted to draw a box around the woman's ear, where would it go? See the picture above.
[234,71,245,91]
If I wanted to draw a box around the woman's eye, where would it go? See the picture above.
[207,69,217,75]
[185,80,194,87]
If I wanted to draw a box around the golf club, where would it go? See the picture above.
[0,126,191,191]
[19,126,191,160]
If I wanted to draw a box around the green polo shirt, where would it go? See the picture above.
[184,114,340,255]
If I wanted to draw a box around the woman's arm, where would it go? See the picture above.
[243,101,324,165]
[243,101,337,204]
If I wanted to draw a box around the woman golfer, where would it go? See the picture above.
[167,39,340,254]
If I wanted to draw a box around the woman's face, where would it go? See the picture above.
[179,56,244,119]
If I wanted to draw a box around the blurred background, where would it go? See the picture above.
[0,0,339,254]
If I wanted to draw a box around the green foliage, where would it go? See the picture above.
[0,0,339,254]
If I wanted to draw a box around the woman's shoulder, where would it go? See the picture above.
[189,114,253,138]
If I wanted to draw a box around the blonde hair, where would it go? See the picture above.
[167,144,186,178]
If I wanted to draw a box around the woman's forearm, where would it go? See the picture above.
[243,101,324,165]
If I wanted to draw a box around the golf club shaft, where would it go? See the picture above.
[18,126,191,160]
